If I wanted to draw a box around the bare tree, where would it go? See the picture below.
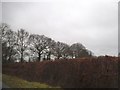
[16,29,29,62]
[0,23,10,41]
[28,34,52,61]
[54,42,70,59]
[61,43,70,59]
[0,23,17,63]
[1,23,94,62]
[4,30,17,62]
[70,43,86,58]
[79,49,92,57]
[70,43,93,58]
[0,23,9,63]
[45,39,56,60]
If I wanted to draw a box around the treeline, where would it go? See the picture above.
[0,23,93,63]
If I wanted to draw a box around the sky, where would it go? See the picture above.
[1,0,119,56]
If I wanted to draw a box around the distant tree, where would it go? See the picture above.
[61,43,70,59]
[4,29,17,62]
[70,43,85,58]
[2,42,8,63]
[45,39,56,60]
[16,29,29,62]
[0,23,10,41]
[0,23,8,63]
[0,23,17,63]
[1,23,94,62]
[54,42,70,59]
[28,34,52,61]
[70,43,92,58]
[79,49,93,57]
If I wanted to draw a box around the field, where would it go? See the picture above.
[3,74,59,88]
[3,56,119,88]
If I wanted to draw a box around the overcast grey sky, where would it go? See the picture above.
[1,0,118,56]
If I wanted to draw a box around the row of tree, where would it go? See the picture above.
[1,23,93,63]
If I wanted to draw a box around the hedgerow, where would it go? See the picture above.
[3,56,118,88]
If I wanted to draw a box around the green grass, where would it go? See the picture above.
[2,74,61,88]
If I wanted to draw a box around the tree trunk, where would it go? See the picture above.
[8,49,12,63]
[43,54,46,61]
[29,57,31,62]
[21,51,23,62]
[38,51,41,61]
[47,52,51,60]
[57,54,60,60]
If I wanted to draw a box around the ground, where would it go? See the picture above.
[2,74,61,88]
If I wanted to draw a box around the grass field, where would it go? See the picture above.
[2,74,60,88]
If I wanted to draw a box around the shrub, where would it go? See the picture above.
[3,56,118,88]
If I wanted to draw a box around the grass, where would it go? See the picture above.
[2,74,61,88]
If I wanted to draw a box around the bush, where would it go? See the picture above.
[3,56,118,88]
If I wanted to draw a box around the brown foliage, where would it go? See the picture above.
[3,56,118,88]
